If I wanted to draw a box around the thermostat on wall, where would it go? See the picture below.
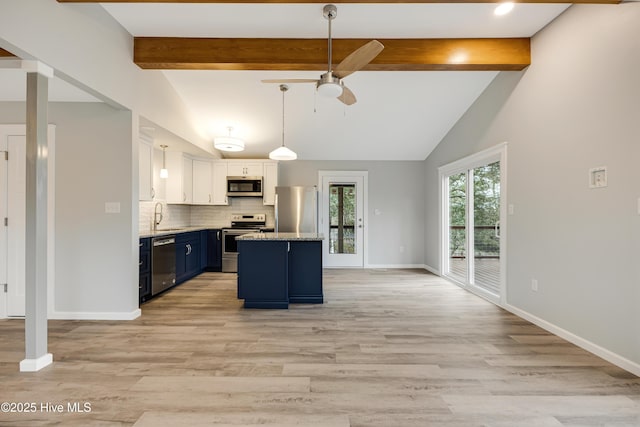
[589,166,607,189]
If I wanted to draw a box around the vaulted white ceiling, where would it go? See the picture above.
[3,3,572,161]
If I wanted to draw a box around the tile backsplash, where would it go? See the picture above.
[139,197,274,233]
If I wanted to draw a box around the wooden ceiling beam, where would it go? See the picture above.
[0,48,16,58]
[58,0,621,4]
[134,37,531,71]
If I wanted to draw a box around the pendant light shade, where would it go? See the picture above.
[269,146,297,161]
[214,127,245,152]
[159,144,169,179]
[269,84,297,161]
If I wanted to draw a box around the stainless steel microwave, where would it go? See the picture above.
[227,176,263,197]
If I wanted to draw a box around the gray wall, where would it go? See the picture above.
[424,4,640,363]
[280,160,425,266]
[0,101,137,316]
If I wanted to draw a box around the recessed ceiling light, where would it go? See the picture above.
[494,2,515,16]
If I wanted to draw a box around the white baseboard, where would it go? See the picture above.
[504,303,640,377]
[365,263,428,269]
[423,264,440,275]
[48,308,141,321]
[20,353,53,372]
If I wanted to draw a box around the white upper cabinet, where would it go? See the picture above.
[165,151,193,204]
[262,161,278,206]
[138,135,153,201]
[161,156,277,206]
[212,161,229,205]
[192,159,213,205]
[152,148,166,201]
[227,161,263,177]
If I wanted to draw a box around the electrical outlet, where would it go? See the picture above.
[531,279,538,292]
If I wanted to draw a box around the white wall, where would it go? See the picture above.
[424,4,640,365]
[280,160,425,267]
[0,0,210,153]
[0,101,139,318]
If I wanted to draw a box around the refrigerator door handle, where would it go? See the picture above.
[274,193,278,233]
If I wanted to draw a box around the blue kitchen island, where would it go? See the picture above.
[236,232,324,309]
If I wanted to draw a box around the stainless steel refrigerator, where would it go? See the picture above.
[275,186,318,233]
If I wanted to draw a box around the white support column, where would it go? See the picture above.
[20,63,53,372]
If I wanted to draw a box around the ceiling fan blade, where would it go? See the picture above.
[337,85,357,106]
[261,79,318,84]
[333,40,384,79]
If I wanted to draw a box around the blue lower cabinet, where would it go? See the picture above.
[139,237,151,304]
[205,229,222,271]
[288,241,323,304]
[238,240,289,309]
[176,231,203,285]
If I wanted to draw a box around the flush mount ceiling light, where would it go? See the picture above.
[269,84,297,161]
[494,2,515,16]
[214,126,245,152]
[159,144,169,179]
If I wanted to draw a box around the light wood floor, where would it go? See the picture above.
[1,269,639,426]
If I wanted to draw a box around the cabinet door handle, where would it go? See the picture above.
[139,242,143,247]
[217,231,220,240]
[183,193,186,202]
[209,194,212,203]
[151,188,155,199]
[139,261,143,266]
[186,244,192,255]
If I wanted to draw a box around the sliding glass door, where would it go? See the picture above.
[440,145,506,304]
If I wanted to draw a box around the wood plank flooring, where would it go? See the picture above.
[0,269,639,426]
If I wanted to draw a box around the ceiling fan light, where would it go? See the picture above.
[269,146,297,161]
[318,82,343,98]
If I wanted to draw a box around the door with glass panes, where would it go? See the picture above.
[320,172,366,268]
[441,146,505,303]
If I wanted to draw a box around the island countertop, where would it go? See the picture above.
[236,232,324,241]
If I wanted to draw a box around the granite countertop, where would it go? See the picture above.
[236,232,324,241]
[139,226,212,239]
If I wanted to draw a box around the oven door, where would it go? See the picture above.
[222,228,258,272]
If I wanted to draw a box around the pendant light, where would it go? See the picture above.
[214,126,245,152]
[269,84,297,161]
[159,144,169,179]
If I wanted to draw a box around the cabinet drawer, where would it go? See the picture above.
[139,251,150,274]
[139,238,150,252]
[139,238,151,274]
[139,273,151,303]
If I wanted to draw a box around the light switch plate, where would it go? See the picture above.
[589,166,607,189]
[105,202,121,214]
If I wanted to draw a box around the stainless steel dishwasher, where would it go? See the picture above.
[152,236,176,296]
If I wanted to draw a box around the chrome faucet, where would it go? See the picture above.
[153,202,163,232]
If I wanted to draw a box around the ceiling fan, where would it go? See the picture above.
[262,4,384,106]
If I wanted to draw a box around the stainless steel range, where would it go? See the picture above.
[222,213,267,273]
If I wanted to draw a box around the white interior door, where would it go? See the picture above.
[320,172,367,268]
[0,125,55,319]
[6,136,26,316]
[0,139,7,317]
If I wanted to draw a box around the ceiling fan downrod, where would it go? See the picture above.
[323,4,337,73]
